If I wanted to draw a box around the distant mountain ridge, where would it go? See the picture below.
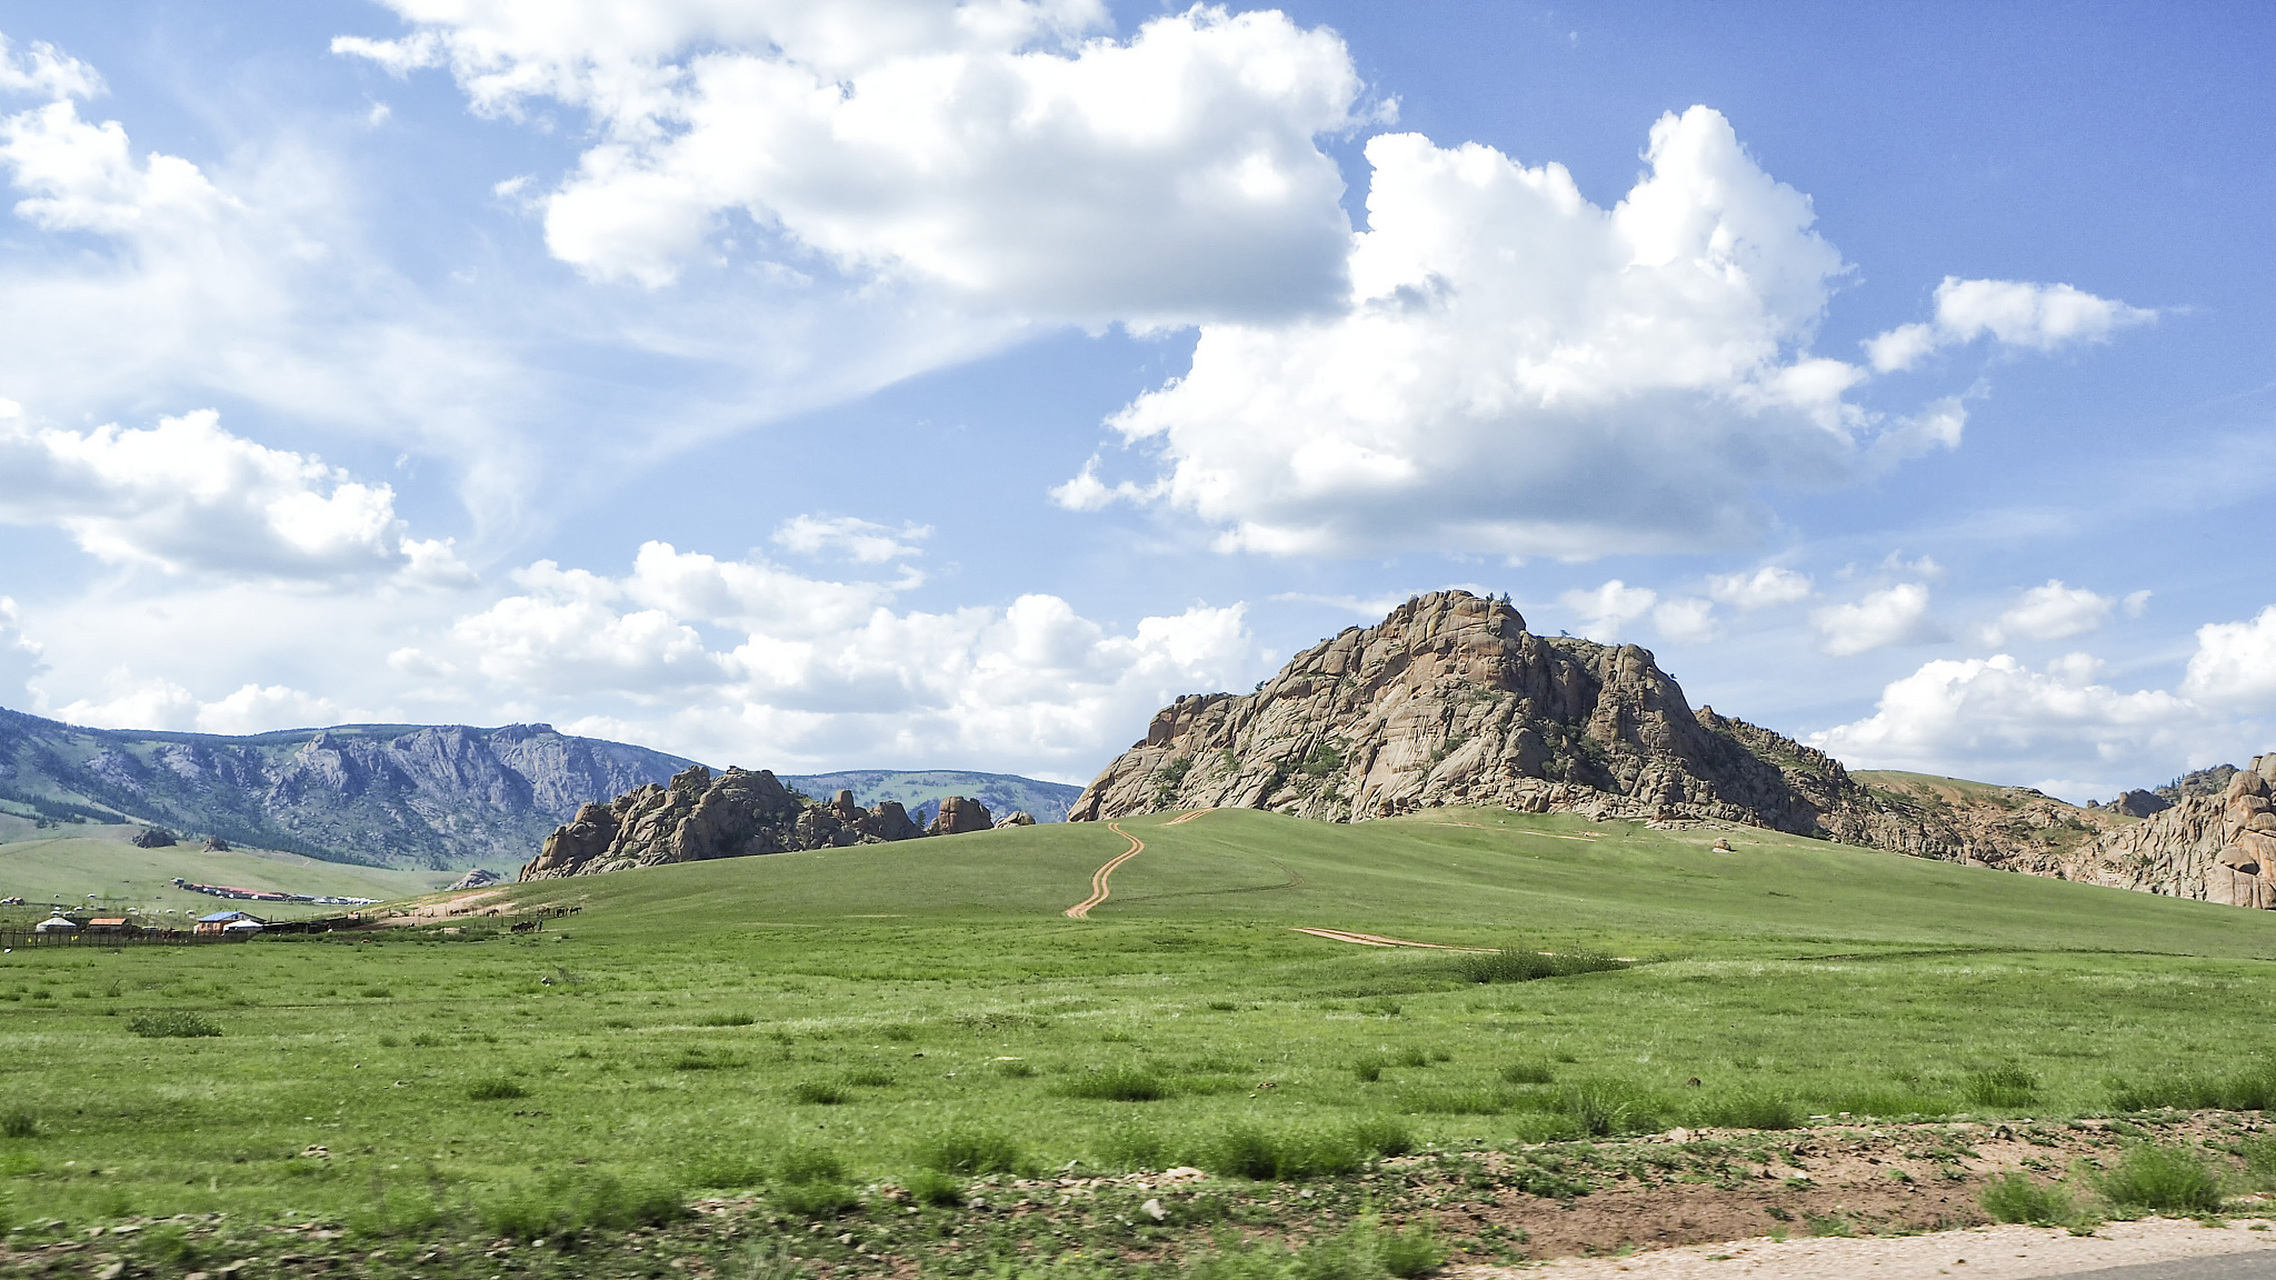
[779,770,1082,825]
[0,707,1080,869]
[0,709,699,868]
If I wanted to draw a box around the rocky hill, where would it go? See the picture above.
[1070,590,1884,837]
[0,709,695,868]
[1069,590,2276,910]
[520,766,1004,879]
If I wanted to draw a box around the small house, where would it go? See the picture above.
[33,915,78,933]
[195,910,263,936]
[84,917,132,934]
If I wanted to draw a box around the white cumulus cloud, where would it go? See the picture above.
[0,404,468,582]
[1864,276,2155,373]
[423,540,1257,777]
[0,31,102,100]
[337,1,1368,324]
[1560,580,1659,643]
[0,97,228,234]
[1068,107,1882,558]
[1811,652,2198,796]
[2183,606,2276,708]
[1811,583,1940,656]
[1985,579,2113,645]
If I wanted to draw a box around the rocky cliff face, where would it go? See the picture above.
[1070,591,1880,836]
[0,709,694,868]
[2050,757,2276,907]
[520,768,966,880]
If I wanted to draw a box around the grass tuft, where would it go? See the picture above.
[2094,1143,2225,1215]
[1,1111,35,1139]
[789,1081,849,1106]
[466,1077,529,1101]
[1060,1066,1173,1101]
[1454,950,1627,985]
[1981,1172,2079,1225]
[2109,1060,2276,1113]
[1689,1092,1805,1131]
[1499,1059,1555,1086]
[478,1168,683,1239]
[1966,1062,2040,1109]
[908,1168,964,1207]
[128,1011,220,1039]
[918,1125,1026,1176]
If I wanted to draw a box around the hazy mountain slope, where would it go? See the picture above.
[780,770,1083,824]
[0,708,696,868]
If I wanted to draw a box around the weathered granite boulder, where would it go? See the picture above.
[201,835,230,852]
[996,811,1037,828]
[520,765,927,879]
[131,827,177,848]
[927,795,994,836]
[448,867,502,890]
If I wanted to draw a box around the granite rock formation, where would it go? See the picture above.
[131,827,177,848]
[1070,591,1879,836]
[926,795,995,836]
[2052,757,2276,907]
[519,766,930,879]
[996,811,1037,828]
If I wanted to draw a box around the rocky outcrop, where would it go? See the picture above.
[448,867,502,890]
[131,827,177,848]
[996,811,1037,828]
[201,835,230,852]
[1071,591,1880,836]
[926,795,994,836]
[519,766,929,880]
[2051,757,2276,907]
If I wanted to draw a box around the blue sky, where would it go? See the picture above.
[0,1,2269,798]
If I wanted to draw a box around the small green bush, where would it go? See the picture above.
[789,1081,849,1105]
[1,1111,35,1139]
[778,1144,847,1186]
[1353,1055,1386,1083]
[1562,1081,1661,1137]
[1199,1117,1408,1181]
[697,1012,756,1027]
[1966,1063,2040,1109]
[1393,1047,1430,1068]
[1689,1092,1805,1131]
[1455,950,1627,984]
[918,1126,1025,1176]
[2094,1143,2225,1215]
[1349,1115,1415,1158]
[128,1011,220,1039]
[1980,1172,2078,1225]
[1060,1066,1172,1102]
[1499,1060,1555,1086]
[467,1077,529,1101]
[1378,1217,1445,1278]
[479,1169,683,1239]
[908,1168,964,1207]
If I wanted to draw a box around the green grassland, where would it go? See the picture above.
[2,808,2274,1259]
[0,821,458,924]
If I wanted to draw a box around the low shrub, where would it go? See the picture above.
[789,1081,848,1106]
[1,1111,34,1139]
[128,1011,220,1039]
[466,1077,529,1101]
[918,1126,1025,1176]
[778,1144,848,1186]
[1454,950,1627,985]
[774,1143,860,1216]
[2094,1143,2225,1215]
[1199,1117,1409,1181]
[479,1168,683,1239]
[1689,1092,1805,1131]
[1965,1063,2040,1109]
[1563,1081,1662,1138]
[1354,1055,1386,1083]
[908,1168,964,1207]
[1060,1066,1172,1102]
[1980,1172,2079,1225]
[697,1012,757,1027]
[1500,1060,1555,1086]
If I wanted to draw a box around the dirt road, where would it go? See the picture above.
[1065,821,1144,919]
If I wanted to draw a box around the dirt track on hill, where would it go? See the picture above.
[1066,822,1144,919]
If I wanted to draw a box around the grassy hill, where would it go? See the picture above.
[2,807,2274,1269]
[0,820,452,924]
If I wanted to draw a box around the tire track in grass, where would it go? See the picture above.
[1293,927,1493,952]
[1065,822,1145,919]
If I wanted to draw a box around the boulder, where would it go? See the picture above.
[448,867,503,890]
[201,835,230,852]
[926,796,994,836]
[995,811,1037,828]
[131,827,177,849]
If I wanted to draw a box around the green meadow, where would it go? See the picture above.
[2,808,2275,1263]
